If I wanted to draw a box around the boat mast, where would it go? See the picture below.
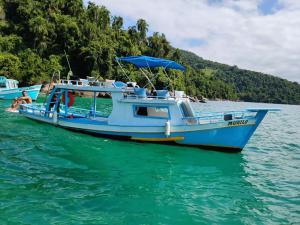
[64,50,73,80]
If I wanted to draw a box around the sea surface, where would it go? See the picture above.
[0,98,299,225]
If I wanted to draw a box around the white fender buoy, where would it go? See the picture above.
[53,111,58,124]
[165,121,171,137]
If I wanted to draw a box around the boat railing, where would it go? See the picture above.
[20,104,107,119]
[182,110,257,125]
[60,79,89,86]
[20,103,48,117]
[124,94,188,101]
[66,106,107,118]
[59,79,115,88]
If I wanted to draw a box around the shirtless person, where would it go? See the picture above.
[19,90,32,104]
[7,90,32,112]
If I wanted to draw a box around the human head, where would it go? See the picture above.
[22,90,27,96]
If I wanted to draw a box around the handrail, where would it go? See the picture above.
[59,79,89,86]
[194,110,248,115]
[124,94,188,100]
[182,110,257,125]
[67,107,108,118]
[20,104,106,118]
[59,79,115,88]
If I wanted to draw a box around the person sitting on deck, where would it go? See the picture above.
[19,90,32,104]
[7,90,32,111]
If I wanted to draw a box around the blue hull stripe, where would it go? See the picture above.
[59,123,257,150]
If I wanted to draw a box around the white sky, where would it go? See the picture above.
[89,0,300,83]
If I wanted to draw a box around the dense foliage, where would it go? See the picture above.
[0,0,299,104]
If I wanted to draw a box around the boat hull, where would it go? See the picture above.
[0,85,42,100]
[85,125,258,152]
[19,109,269,152]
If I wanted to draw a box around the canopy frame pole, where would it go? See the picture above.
[140,66,156,90]
[142,69,160,88]
[162,67,175,95]
[93,92,97,118]
[142,59,157,91]
[163,61,175,95]
[142,60,171,89]
[144,59,154,77]
[140,68,156,91]
[116,59,131,81]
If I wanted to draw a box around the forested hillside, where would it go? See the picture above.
[180,50,300,104]
[0,0,299,104]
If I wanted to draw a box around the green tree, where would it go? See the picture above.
[147,32,171,58]
[0,52,21,79]
[0,35,23,53]
[29,16,54,54]
[112,16,123,31]
[137,19,148,40]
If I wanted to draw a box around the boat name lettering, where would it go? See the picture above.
[228,120,248,126]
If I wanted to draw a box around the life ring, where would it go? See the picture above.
[62,92,75,107]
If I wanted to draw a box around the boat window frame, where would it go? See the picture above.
[179,101,194,118]
[133,105,170,119]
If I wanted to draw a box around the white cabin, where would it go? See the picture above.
[0,76,19,90]
[55,79,195,127]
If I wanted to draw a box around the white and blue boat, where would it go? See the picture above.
[19,56,279,152]
[0,76,42,100]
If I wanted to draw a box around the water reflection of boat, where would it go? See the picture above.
[18,56,279,152]
[0,76,41,100]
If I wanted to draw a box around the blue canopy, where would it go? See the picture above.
[116,56,186,71]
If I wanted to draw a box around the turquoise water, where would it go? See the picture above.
[0,99,299,224]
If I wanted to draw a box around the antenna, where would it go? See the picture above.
[64,50,73,80]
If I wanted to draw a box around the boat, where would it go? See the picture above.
[18,56,279,152]
[0,76,42,100]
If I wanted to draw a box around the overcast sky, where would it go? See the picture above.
[87,0,300,83]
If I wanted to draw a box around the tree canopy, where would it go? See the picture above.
[0,0,299,104]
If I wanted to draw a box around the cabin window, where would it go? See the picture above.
[7,82,12,88]
[0,83,6,88]
[134,106,169,119]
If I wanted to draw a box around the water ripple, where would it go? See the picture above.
[0,100,300,224]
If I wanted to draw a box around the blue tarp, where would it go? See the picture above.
[116,56,186,71]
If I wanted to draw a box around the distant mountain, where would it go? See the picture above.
[179,50,300,104]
